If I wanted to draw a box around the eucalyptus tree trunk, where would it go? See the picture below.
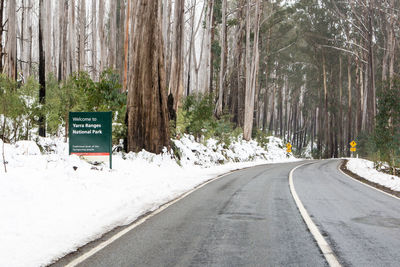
[243,0,261,141]
[58,0,65,81]
[164,0,172,86]
[45,0,52,76]
[322,51,329,157]
[91,0,97,78]
[216,0,227,117]
[367,2,376,132]
[127,0,170,154]
[109,0,117,69]
[0,0,4,73]
[18,0,24,75]
[78,0,86,72]
[7,0,17,80]
[98,0,107,73]
[123,0,131,91]
[347,55,352,156]
[68,0,77,75]
[39,0,46,137]
[168,0,185,113]
[339,56,343,157]
[202,0,214,94]
[117,0,126,86]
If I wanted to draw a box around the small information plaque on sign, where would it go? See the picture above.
[69,112,112,169]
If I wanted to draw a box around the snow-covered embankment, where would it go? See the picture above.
[0,135,296,267]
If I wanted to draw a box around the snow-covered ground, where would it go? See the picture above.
[347,158,400,192]
[0,135,297,267]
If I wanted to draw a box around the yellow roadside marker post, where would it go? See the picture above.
[350,140,357,157]
[286,142,292,153]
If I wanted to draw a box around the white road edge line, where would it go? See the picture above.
[338,161,400,201]
[289,162,342,267]
[64,166,257,267]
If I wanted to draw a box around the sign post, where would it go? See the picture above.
[69,112,112,169]
[349,140,357,157]
[286,142,292,153]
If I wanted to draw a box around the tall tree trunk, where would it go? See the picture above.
[39,0,46,137]
[0,0,4,73]
[164,0,173,86]
[203,0,214,94]
[78,0,86,71]
[168,0,185,113]
[186,0,196,97]
[123,0,131,91]
[243,0,260,141]
[322,51,329,157]
[7,0,17,80]
[45,0,52,76]
[108,0,117,69]
[347,55,352,156]
[116,0,125,84]
[98,0,107,73]
[367,2,376,132]
[339,56,343,157]
[127,0,170,154]
[216,0,227,117]
[91,0,97,78]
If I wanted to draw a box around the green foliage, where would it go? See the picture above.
[254,130,270,150]
[211,40,221,73]
[374,79,400,170]
[356,131,377,159]
[45,69,126,143]
[178,93,234,146]
[0,74,41,141]
[0,75,20,141]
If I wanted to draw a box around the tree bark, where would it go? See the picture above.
[116,0,126,85]
[91,0,97,78]
[109,0,117,69]
[216,0,227,117]
[168,0,185,113]
[347,55,352,156]
[45,0,52,76]
[98,0,107,73]
[79,0,86,71]
[322,51,329,157]
[127,0,170,154]
[39,0,46,137]
[123,0,131,91]
[0,0,4,73]
[7,0,17,80]
[243,0,260,141]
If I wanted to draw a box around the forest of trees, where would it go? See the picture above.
[0,0,399,166]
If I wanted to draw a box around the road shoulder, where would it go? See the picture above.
[339,159,400,199]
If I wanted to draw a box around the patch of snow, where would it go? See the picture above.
[0,135,298,267]
[347,158,400,192]
[15,141,41,155]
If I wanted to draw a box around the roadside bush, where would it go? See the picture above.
[0,74,41,142]
[46,69,126,144]
[254,130,270,150]
[374,79,400,173]
[178,93,234,146]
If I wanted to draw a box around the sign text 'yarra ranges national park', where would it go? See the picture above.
[69,112,112,168]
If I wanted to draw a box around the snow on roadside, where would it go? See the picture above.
[347,158,400,192]
[0,135,297,267]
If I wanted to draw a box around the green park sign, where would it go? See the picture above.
[69,112,112,168]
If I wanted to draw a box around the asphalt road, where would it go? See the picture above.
[294,160,400,267]
[57,160,400,267]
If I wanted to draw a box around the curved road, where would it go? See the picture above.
[295,160,400,266]
[56,160,400,267]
